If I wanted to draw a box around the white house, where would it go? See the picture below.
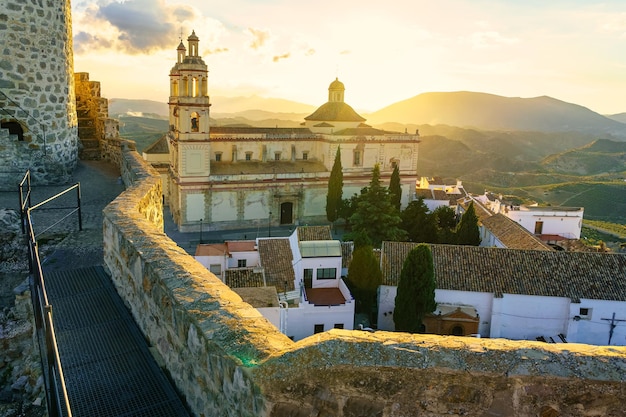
[377,242,626,346]
[195,226,355,341]
[503,204,584,240]
[415,177,467,212]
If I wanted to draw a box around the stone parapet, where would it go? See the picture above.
[104,145,626,416]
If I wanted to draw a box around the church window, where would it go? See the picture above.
[302,151,308,160]
[1,121,25,141]
[245,152,252,161]
[274,152,281,161]
[215,152,222,162]
[191,112,199,132]
[353,150,361,166]
[192,77,198,97]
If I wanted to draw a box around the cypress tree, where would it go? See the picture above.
[326,147,343,223]
[347,245,382,320]
[389,164,402,211]
[393,244,436,333]
[349,164,406,247]
[455,201,481,246]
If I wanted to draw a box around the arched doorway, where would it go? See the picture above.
[280,202,293,225]
[451,325,464,336]
[1,121,25,141]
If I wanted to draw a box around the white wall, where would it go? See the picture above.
[506,209,583,239]
[567,299,626,346]
[491,294,570,340]
[285,301,354,341]
[227,251,259,268]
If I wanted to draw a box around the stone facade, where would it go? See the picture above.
[0,0,78,189]
[106,143,626,417]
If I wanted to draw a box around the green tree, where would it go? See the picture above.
[389,164,402,211]
[400,198,438,243]
[393,244,436,333]
[455,201,481,245]
[326,147,343,223]
[347,245,382,321]
[432,205,457,244]
[349,164,406,247]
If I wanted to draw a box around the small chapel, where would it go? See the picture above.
[144,32,420,232]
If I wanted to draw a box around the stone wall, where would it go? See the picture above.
[0,0,78,189]
[104,145,626,417]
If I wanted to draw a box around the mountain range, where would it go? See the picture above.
[109,92,626,137]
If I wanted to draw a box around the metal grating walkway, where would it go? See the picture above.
[44,266,190,417]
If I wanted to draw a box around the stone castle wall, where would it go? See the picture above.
[0,0,78,188]
[104,144,626,417]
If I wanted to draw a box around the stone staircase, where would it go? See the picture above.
[76,105,101,160]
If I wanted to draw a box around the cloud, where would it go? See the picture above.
[72,0,223,54]
[272,52,290,62]
[204,47,229,55]
[464,31,519,49]
[247,28,271,50]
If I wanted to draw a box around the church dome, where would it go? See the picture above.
[304,102,365,122]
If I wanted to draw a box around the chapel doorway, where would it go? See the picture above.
[280,202,293,225]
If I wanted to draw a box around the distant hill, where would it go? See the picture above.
[109,99,168,118]
[109,96,316,120]
[540,139,626,175]
[367,92,626,136]
[607,113,626,124]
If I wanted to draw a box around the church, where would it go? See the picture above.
[145,32,420,232]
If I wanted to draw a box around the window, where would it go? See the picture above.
[209,264,222,275]
[215,152,222,162]
[304,269,313,288]
[316,268,336,280]
[245,152,252,161]
[334,323,344,329]
[237,259,247,268]
[302,152,308,160]
[274,152,281,161]
[534,221,544,234]
[314,324,324,334]
[353,150,361,166]
[579,308,592,319]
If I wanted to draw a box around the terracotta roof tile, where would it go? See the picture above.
[297,226,332,241]
[226,240,256,253]
[380,241,626,302]
[258,238,295,291]
[224,268,265,288]
[482,214,553,251]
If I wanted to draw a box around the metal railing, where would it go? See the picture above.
[19,171,76,417]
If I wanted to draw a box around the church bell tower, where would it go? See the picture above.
[168,31,211,183]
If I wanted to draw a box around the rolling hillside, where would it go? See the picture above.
[367,92,626,136]
[540,139,626,176]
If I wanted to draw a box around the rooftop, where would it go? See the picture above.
[297,225,332,241]
[482,214,553,251]
[305,287,348,306]
[381,242,626,302]
[258,238,295,291]
[299,240,342,258]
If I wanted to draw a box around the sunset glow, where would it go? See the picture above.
[72,0,626,114]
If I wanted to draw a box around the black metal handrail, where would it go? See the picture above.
[0,90,47,153]
[20,171,75,417]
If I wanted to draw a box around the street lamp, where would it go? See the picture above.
[268,211,272,237]
[199,218,203,244]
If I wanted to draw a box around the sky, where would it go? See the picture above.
[71,0,626,114]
